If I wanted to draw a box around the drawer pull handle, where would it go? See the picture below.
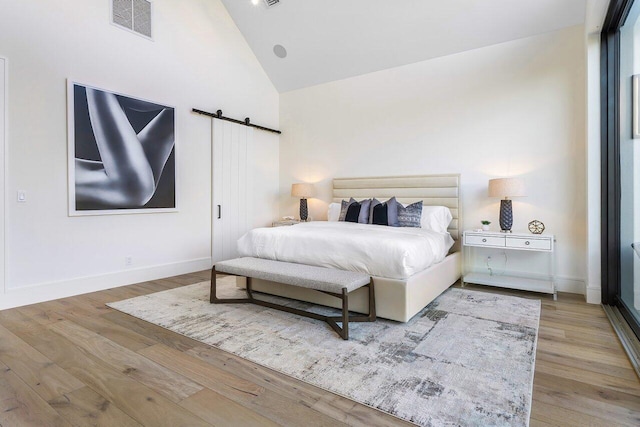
[482,238,487,243]
[525,241,530,245]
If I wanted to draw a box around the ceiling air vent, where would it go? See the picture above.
[112,0,153,39]
[263,0,280,7]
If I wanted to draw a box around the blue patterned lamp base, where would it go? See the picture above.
[499,199,513,232]
[299,198,308,221]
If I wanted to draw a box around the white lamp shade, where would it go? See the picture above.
[488,178,526,198]
[291,183,316,198]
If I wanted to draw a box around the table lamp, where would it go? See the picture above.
[291,183,316,221]
[488,178,526,233]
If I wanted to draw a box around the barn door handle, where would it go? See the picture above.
[217,205,221,219]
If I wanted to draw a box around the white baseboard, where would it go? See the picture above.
[0,257,212,310]
[556,276,586,295]
[586,285,602,304]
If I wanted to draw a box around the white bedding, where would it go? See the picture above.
[237,222,454,280]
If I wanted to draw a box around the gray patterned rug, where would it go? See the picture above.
[108,278,540,426]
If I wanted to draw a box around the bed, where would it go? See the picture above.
[239,174,462,322]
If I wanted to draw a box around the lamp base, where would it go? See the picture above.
[299,198,308,222]
[499,199,513,232]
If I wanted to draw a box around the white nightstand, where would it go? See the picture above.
[272,219,301,227]
[462,230,557,300]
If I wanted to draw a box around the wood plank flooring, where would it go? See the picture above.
[0,271,638,426]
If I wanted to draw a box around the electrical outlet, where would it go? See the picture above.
[125,256,133,266]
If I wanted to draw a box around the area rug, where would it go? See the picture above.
[108,278,540,426]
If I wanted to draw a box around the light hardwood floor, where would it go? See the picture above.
[0,271,639,426]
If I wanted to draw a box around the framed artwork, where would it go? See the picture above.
[67,81,176,215]
[634,75,640,139]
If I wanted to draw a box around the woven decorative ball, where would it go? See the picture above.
[528,220,545,234]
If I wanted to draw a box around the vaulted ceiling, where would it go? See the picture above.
[221,0,595,93]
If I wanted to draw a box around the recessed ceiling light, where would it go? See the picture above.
[251,0,260,5]
[273,44,287,58]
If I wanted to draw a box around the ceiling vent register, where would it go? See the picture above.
[263,0,280,7]
[112,0,153,39]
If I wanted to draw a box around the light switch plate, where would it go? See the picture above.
[17,191,26,203]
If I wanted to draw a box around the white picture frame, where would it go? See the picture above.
[67,80,177,216]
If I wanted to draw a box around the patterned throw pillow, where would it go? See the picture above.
[339,198,357,221]
[398,201,423,228]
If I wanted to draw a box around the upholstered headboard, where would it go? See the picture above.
[332,174,461,245]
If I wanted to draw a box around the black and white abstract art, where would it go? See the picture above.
[68,82,176,215]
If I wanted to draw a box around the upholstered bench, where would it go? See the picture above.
[211,257,376,340]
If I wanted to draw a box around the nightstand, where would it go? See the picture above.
[462,230,556,300]
[272,219,300,227]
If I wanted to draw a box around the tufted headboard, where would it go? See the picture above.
[332,174,461,248]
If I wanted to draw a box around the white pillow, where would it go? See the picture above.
[420,206,453,233]
[327,202,341,221]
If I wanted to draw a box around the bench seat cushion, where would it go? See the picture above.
[215,257,370,293]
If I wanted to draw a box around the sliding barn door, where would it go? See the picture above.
[212,121,254,262]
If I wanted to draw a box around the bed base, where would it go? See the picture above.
[244,252,461,323]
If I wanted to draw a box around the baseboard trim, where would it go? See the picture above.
[586,286,602,304]
[555,276,585,295]
[0,257,212,310]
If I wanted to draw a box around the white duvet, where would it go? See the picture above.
[237,222,454,280]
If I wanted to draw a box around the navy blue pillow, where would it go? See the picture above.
[371,202,388,225]
[338,198,357,221]
[369,197,400,226]
[369,198,381,224]
[345,203,362,223]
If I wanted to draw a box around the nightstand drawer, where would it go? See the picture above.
[464,234,505,247]
[506,236,551,251]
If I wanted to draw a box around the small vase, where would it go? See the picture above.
[482,225,490,231]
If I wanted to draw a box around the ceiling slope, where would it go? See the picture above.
[222,0,587,92]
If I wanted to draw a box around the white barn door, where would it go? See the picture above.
[212,121,254,262]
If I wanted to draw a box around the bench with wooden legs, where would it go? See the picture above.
[210,257,376,340]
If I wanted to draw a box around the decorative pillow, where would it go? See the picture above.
[420,206,453,233]
[370,197,400,226]
[358,199,371,224]
[338,198,357,221]
[371,200,388,225]
[386,197,400,227]
[398,201,423,227]
[369,198,381,224]
[327,203,341,221]
[345,203,362,222]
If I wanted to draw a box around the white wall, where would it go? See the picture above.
[0,0,279,309]
[280,25,587,294]
[585,32,602,304]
